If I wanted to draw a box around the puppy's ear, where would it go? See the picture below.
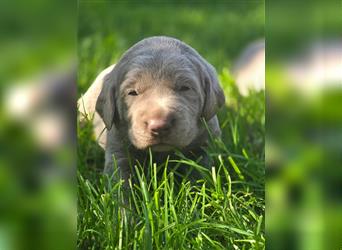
[95,67,119,130]
[186,48,225,120]
[201,62,225,120]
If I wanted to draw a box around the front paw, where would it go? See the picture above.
[104,158,131,184]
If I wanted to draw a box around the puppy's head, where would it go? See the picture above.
[96,36,225,152]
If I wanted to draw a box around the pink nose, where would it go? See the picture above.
[146,115,175,136]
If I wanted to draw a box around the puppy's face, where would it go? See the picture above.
[95,37,225,152]
[119,69,203,151]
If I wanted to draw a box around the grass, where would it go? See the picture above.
[77,69,265,249]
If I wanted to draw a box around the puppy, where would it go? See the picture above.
[80,36,225,181]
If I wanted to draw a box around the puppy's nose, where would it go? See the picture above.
[146,115,175,136]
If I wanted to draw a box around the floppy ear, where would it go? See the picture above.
[190,55,225,121]
[95,43,139,129]
[95,66,119,130]
[185,47,225,120]
[201,62,225,120]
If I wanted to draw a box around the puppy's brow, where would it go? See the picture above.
[120,80,136,94]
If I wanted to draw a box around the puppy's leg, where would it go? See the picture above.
[104,155,130,180]
[104,128,131,185]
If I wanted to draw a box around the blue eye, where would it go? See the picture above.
[128,90,138,96]
[179,86,190,91]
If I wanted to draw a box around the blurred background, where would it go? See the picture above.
[266,1,342,249]
[0,0,341,249]
[0,1,76,250]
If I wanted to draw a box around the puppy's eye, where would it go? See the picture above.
[179,86,190,92]
[128,90,138,96]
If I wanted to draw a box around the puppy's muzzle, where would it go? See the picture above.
[144,111,176,137]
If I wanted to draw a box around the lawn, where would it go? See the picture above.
[77,2,265,249]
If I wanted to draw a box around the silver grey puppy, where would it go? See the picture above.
[96,36,225,180]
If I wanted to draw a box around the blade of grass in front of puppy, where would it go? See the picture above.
[169,159,210,175]
[201,232,224,249]
[163,165,169,243]
[228,156,245,180]
[201,118,214,142]
[219,155,232,198]
[211,166,217,186]
[152,162,161,247]
[111,154,120,181]
[256,215,263,236]
[129,178,141,214]
[211,166,223,204]
[123,202,130,250]
[147,147,153,181]
[83,180,102,215]
[133,230,138,250]
[174,181,187,209]
[201,182,206,219]
[152,162,158,191]
[242,147,249,159]
[135,165,153,250]
[117,206,124,250]
[115,175,123,248]
[189,190,199,217]
[152,162,159,212]
[215,156,224,196]
[168,172,178,225]
[230,116,240,148]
